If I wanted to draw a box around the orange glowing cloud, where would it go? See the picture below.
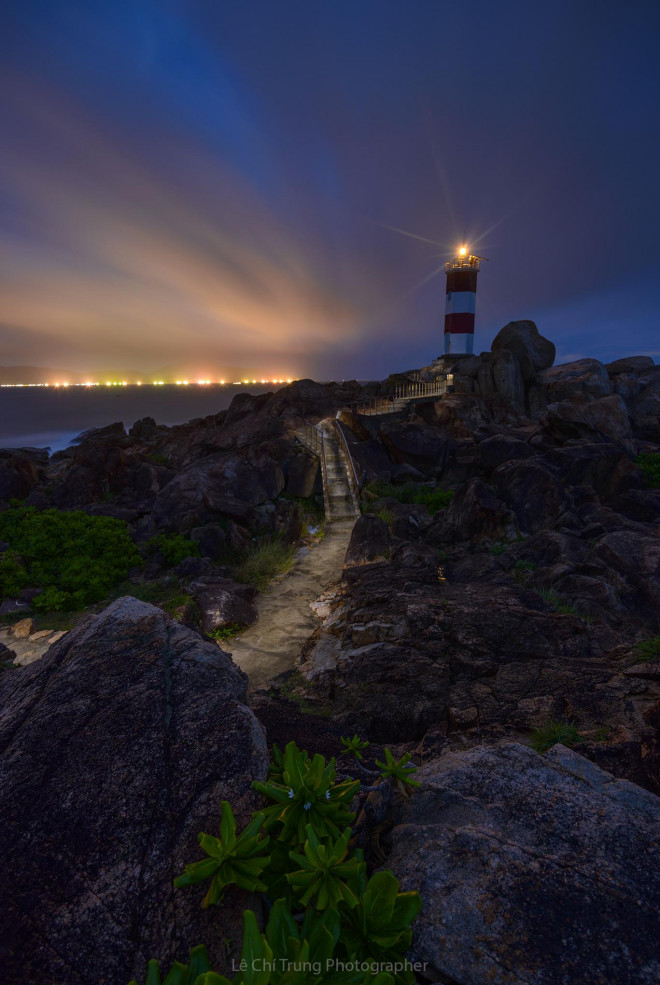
[0,82,382,375]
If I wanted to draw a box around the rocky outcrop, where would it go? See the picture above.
[430,478,519,543]
[0,598,268,985]
[529,357,612,415]
[629,373,660,441]
[389,742,660,985]
[297,453,660,782]
[153,453,285,529]
[421,324,655,443]
[285,451,320,498]
[491,319,556,375]
[188,576,258,633]
[541,393,634,449]
[0,450,43,502]
[344,515,391,566]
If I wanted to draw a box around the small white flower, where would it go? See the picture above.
[288,788,294,799]
[304,801,312,810]
[325,791,331,800]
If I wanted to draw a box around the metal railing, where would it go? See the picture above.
[296,422,330,518]
[334,418,361,515]
[348,375,453,417]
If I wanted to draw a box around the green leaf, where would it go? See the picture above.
[220,801,236,849]
[241,910,273,985]
[362,871,398,925]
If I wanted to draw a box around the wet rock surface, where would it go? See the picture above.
[0,599,268,985]
[389,742,660,985]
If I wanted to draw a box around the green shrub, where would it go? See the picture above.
[145,532,200,566]
[364,482,453,515]
[376,508,395,527]
[340,734,370,761]
[135,741,423,985]
[0,551,28,597]
[636,452,660,488]
[0,506,142,612]
[231,537,296,591]
[514,560,536,572]
[531,720,584,753]
[489,543,506,556]
[208,623,244,641]
[634,636,660,662]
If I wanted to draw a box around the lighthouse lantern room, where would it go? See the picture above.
[444,247,481,355]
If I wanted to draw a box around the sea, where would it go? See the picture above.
[0,384,278,453]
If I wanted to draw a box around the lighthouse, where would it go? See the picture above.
[444,247,481,355]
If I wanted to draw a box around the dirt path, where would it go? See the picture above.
[228,519,355,687]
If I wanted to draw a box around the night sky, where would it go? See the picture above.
[2,0,659,381]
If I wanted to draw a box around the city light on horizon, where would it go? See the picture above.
[0,378,299,389]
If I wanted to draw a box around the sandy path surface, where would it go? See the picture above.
[227,519,355,687]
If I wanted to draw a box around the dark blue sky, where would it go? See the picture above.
[1,0,659,380]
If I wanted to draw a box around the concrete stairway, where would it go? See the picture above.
[318,422,360,520]
[296,421,360,522]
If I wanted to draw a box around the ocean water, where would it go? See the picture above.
[0,384,277,452]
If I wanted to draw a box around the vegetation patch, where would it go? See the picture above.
[145,532,200,565]
[161,592,200,623]
[363,481,453,515]
[634,636,660,662]
[0,506,142,612]
[534,586,591,620]
[133,739,422,985]
[208,623,244,641]
[636,452,660,488]
[531,719,584,754]
[230,536,296,592]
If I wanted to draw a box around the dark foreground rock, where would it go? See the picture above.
[0,598,268,985]
[389,742,660,985]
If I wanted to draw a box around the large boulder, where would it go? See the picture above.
[0,452,41,501]
[491,320,556,377]
[188,576,258,633]
[491,349,526,412]
[0,598,268,985]
[491,459,570,534]
[544,443,642,500]
[592,531,660,614]
[378,421,456,471]
[344,515,391,566]
[285,452,320,498]
[606,355,655,375]
[542,393,634,450]
[629,376,660,442]
[530,358,612,415]
[390,742,660,985]
[477,434,537,471]
[153,453,284,527]
[430,478,519,544]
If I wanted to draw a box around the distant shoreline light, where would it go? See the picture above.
[0,378,295,389]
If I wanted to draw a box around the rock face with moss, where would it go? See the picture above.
[0,598,269,985]
[389,742,660,985]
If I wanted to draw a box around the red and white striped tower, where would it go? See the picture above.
[444,247,481,355]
